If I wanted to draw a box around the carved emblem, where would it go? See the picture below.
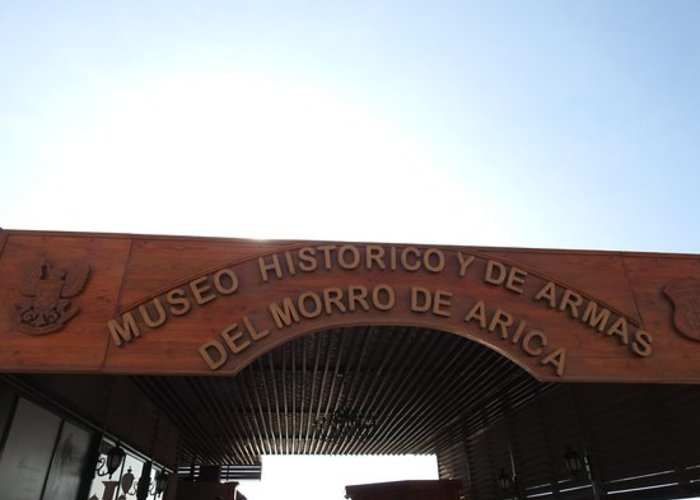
[14,259,91,335]
[664,283,700,341]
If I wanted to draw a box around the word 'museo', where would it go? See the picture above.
[108,268,239,346]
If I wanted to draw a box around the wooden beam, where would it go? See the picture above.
[0,230,698,383]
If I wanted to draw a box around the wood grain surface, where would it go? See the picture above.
[1,229,698,383]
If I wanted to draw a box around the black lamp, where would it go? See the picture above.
[564,445,583,478]
[96,443,126,478]
[497,468,513,493]
[155,471,169,495]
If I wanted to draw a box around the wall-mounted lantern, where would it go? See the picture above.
[497,468,513,493]
[95,443,126,479]
[563,444,602,500]
[154,471,170,495]
[563,445,583,478]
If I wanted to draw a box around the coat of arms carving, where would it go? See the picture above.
[664,282,700,341]
[14,259,91,335]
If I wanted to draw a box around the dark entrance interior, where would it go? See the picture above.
[3,325,700,500]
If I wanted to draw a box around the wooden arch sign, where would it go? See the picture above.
[0,229,699,383]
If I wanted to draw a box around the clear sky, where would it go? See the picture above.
[1,1,699,252]
[1,2,699,499]
[237,455,438,499]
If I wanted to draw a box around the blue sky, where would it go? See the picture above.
[2,1,699,251]
[1,2,700,499]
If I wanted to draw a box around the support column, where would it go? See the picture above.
[137,461,152,500]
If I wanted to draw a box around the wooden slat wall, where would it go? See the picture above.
[437,383,700,500]
[436,427,471,499]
